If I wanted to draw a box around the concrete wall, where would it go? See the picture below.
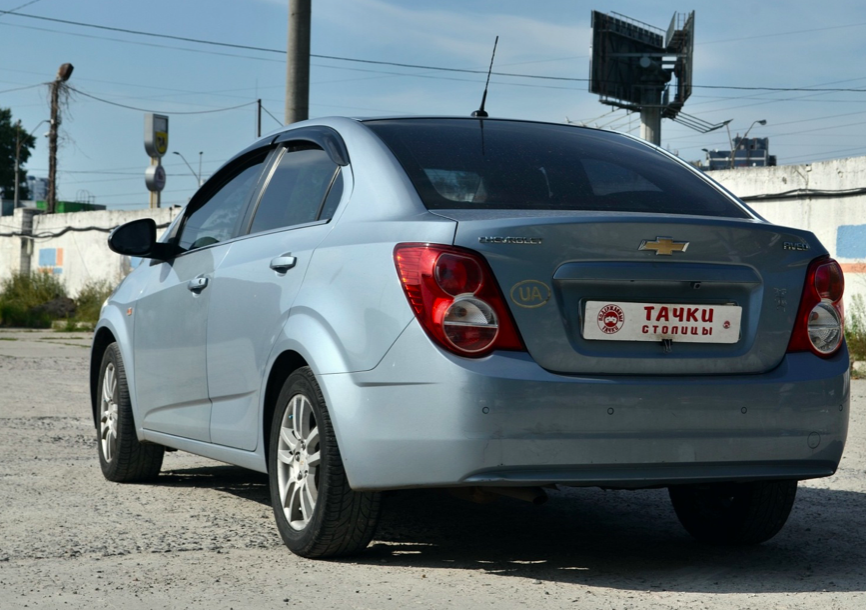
[0,208,30,284]
[0,207,179,297]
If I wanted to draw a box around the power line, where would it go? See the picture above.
[0,0,41,18]
[0,10,285,54]
[67,86,257,115]
[785,145,866,162]
[701,21,866,45]
[697,84,866,93]
[0,81,45,94]
[27,159,230,175]
[0,20,286,64]
[0,10,569,83]
[8,10,866,94]
[260,104,283,127]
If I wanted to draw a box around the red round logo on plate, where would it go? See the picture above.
[597,304,625,334]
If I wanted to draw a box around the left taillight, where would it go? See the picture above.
[787,256,845,357]
[393,243,525,357]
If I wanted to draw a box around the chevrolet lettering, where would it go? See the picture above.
[479,236,543,245]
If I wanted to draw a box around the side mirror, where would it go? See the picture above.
[108,218,173,260]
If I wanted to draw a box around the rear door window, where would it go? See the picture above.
[249,146,341,234]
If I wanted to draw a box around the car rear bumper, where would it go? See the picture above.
[322,323,850,491]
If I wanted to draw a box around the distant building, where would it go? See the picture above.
[27,176,48,201]
[702,137,777,170]
[1,199,106,216]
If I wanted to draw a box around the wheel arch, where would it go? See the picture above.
[262,349,309,467]
[90,326,117,428]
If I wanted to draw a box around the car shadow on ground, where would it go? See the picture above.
[157,464,866,594]
[159,464,271,506]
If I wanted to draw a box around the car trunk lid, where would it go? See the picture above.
[434,209,823,375]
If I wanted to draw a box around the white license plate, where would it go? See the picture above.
[583,301,742,344]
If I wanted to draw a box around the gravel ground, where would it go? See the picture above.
[1,328,865,610]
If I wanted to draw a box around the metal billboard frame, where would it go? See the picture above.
[589,10,695,121]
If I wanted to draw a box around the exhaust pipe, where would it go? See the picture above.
[449,486,548,505]
[487,486,548,505]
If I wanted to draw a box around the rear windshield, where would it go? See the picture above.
[364,119,750,219]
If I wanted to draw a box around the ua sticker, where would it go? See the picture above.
[510,280,551,308]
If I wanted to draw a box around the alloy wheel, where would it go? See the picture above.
[277,393,321,531]
[99,362,118,462]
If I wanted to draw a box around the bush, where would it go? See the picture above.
[0,301,54,328]
[846,294,866,363]
[0,272,68,328]
[74,279,114,325]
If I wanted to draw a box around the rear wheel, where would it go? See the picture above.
[97,343,164,482]
[669,480,797,545]
[268,367,381,558]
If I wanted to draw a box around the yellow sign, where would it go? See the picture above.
[155,131,168,155]
[145,113,169,158]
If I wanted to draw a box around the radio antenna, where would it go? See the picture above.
[472,36,499,118]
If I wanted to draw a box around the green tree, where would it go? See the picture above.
[0,107,36,201]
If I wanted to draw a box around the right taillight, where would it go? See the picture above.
[394,243,525,357]
[787,257,845,357]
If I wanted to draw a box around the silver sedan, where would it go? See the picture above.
[91,117,849,558]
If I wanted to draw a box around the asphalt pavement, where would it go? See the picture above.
[2,328,865,610]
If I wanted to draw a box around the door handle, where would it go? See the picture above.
[270,254,297,272]
[187,276,209,292]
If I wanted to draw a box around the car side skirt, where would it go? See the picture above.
[140,429,267,474]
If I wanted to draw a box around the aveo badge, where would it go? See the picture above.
[510,280,551,308]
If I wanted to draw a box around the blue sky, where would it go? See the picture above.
[3,0,866,209]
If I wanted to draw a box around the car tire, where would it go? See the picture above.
[669,480,797,545]
[268,367,381,558]
[97,343,164,482]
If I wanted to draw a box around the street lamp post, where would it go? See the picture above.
[742,119,767,168]
[725,119,766,169]
[173,151,202,187]
[720,119,734,169]
[14,119,49,209]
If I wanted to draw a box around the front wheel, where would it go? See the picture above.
[268,367,381,558]
[97,343,164,482]
[669,480,798,545]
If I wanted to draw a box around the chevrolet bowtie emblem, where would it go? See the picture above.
[638,237,689,256]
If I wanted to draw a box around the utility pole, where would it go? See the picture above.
[257,99,262,137]
[14,121,20,209]
[285,0,311,124]
[47,63,74,214]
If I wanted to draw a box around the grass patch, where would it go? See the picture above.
[0,274,114,330]
[72,280,114,326]
[846,294,866,377]
[0,272,68,328]
[37,340,91,349]
[0,337,18,341]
